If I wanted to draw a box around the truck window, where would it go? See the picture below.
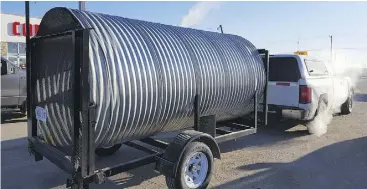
[1,59,7,75]
[304,59,329,76]
[266,57,301,82]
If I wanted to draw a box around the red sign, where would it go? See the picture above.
[12,21,39,36]
[12,22,20,35]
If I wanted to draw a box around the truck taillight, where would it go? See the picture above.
[299,85,311,104]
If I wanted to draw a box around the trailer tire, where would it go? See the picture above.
[166,142,213,189]
[95,144,122,156]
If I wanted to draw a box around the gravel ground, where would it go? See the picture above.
[2,78,367,189]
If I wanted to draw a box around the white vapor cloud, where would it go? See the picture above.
[180,2,222,28]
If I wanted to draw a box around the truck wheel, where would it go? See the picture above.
[341,96,353,114]
[314,97,328,118]
[166,142,214,189]
[95,144,122,156]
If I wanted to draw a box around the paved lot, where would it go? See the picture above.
[2,78,367,189]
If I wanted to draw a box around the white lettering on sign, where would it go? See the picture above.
[35,106,47,122]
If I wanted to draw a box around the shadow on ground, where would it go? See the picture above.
[1,137,68,189]
[354,93,367,102]
[1,136,160,189]
[213,136,367,189]
[219,116,309,153]
[1,116,309,189]
[1,111,27,124]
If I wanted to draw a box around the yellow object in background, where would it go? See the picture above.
[294,51,308,55]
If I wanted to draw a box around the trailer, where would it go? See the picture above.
[26,7,269,189]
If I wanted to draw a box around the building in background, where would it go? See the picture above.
[1,13,42,67]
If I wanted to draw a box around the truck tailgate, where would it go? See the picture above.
[268,81,299,107]
[266,56,302,108]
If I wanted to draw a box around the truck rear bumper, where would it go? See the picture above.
[282,109,310,120]
[269,105,313,121]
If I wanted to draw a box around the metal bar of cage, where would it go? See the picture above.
[83,153,162,185]
[254,90,258,129]
[30,137,73,173]
[26,1,43,161]
[215,128,257,143]
[140,138,169,149]
[258,49,269,126]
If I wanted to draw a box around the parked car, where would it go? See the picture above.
[1,56,27,115]
[265,54,353,121]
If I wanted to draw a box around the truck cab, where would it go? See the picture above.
[267,54,353,121]
[1,57,27,114]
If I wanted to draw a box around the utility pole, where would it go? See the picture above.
[329,35,333,62]
[218,25,223,34]
[79,1,86,11]
[297,37,300,51]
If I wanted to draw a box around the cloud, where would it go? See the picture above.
[180,2,222,28]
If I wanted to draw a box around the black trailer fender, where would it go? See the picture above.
[156,130,220,178]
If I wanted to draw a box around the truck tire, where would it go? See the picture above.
[341,96,353,114]
[95,144,122,156]
[166,142,214,189]
[313,95,329,119]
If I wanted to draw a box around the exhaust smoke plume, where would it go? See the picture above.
[180,2,221,28]
[306,54,364,136]
[307,105,333,137]
[307,90,345,137]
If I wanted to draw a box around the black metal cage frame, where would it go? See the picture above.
[25,5,269,187]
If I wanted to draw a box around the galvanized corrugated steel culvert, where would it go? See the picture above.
[34,7,265,148]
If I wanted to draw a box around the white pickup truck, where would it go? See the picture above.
[266,54,353,121]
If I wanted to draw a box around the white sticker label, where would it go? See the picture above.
[35,106,47,122]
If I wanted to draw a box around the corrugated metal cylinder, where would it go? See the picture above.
[34,8,265,148]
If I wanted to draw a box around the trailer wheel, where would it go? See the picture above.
[95,144,122,156]
[166,142,213,189]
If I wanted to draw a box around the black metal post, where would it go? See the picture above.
[254,90,258,130]
[194,94,200,131]
[70,30,85,189]
[69,29,94,189]
[263,50,269,126]
[25,1,32,136]
[79,29,94,177]
[88,101,96,176]
[26,1,42,161]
